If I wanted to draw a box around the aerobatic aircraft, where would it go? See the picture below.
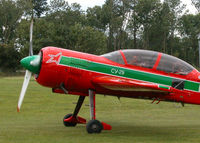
[18,20,200,134]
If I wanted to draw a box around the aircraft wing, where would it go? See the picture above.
[92,76,171,92]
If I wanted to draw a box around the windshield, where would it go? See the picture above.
[157,53,195,75]
[101,51,124,65]
[123,49,158,69]
[102,49,195,75]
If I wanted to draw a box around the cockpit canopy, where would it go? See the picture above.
[102,49,195,75]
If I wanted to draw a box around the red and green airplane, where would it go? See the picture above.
[18,20,200,134]
[18,45,200,133]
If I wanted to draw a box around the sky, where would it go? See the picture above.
[65,0,198,14]
[181,0,197,14]
[66,0,105,10]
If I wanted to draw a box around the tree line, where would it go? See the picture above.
[0,0,200,72]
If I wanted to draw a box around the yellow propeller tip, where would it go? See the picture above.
[17,107,20,112]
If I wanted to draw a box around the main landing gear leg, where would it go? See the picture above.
[86,90,112,133]
[63,96,86,127]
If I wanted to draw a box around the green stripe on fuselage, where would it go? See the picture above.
[159,85,170,90]
[59,56,200,92]
[185,81,199,91]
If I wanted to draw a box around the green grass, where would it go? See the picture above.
[0,76,200,143]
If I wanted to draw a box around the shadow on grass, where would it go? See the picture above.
[100,122,200,139]
[41,121,200,137]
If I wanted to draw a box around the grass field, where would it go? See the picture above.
[1,76,200,143]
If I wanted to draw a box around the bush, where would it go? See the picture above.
[0,44,21,72]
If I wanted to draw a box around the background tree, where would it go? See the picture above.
[135,0,161,50]
[0,0,23,44]
[32,0,48,17]
[0,0,23,72]
[179,14,200,66]
[0,43,20,72]
[17,0,47,18]
[86,6,106,31]
[1,0,200,72]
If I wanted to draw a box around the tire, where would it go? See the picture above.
[63,114,77,127]
[86,120,103,133]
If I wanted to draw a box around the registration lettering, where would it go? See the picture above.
[111,68,125,75]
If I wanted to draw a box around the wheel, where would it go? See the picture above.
[63,114,77,127]
[86,120,103,133]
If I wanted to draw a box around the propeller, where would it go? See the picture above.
[29,18,33,56]
[17,70,32,112]
[17,19,34,112]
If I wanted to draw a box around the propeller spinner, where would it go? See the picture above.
[20,55,41,74]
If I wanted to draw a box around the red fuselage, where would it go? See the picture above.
[36,47,200,105]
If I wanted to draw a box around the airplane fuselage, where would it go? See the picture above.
[35,47,200,105]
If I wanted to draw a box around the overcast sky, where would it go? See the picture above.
[66,0,105,10]
[181,0,197,14]
[65,0,197,14]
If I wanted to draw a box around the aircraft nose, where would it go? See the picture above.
[20,55,41,74]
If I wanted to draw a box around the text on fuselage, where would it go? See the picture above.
[111,68,125,75]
